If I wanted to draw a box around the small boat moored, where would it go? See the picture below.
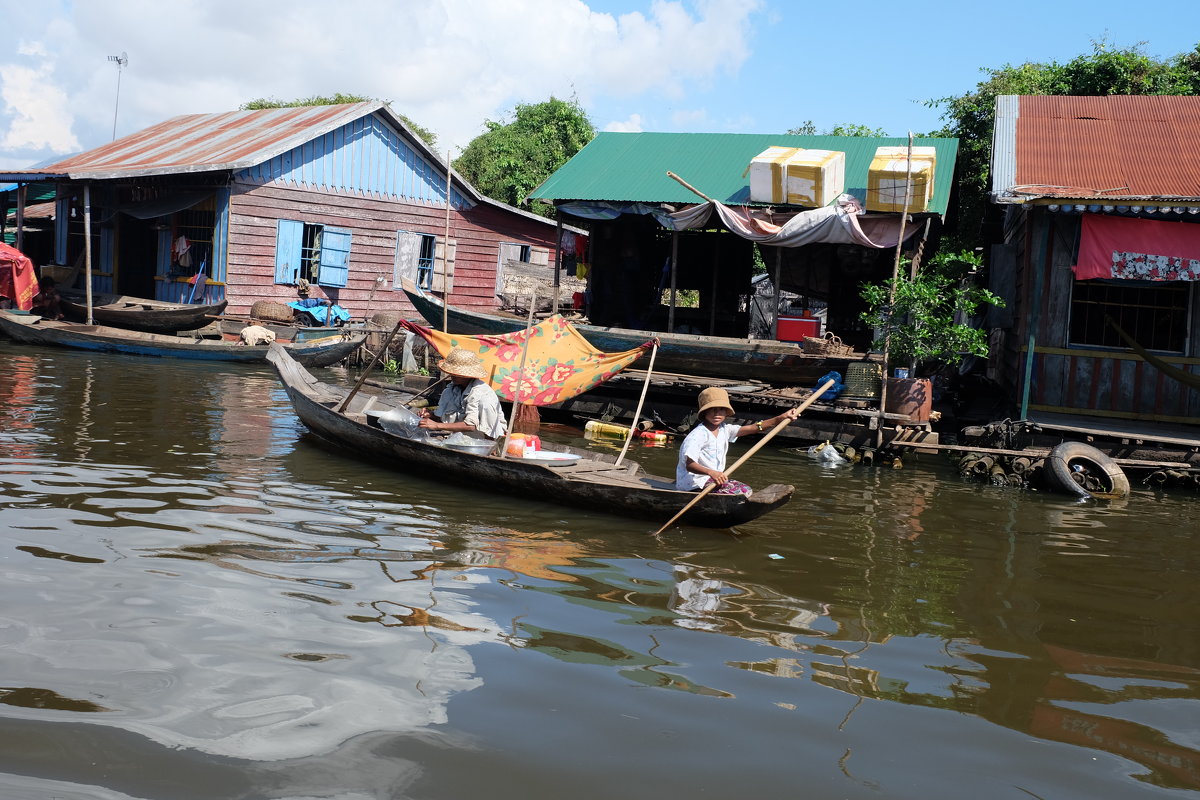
[58,289,229,333]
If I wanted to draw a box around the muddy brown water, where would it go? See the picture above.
[1,339,1198,799]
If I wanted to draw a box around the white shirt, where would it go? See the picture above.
[435,379,507,438]
[675,422,740,490]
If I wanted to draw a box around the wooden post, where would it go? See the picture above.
[441,148,453,333]
[668,231,678,333]
[876,133,915,447]
[15,183,26,253]
[499,289,538,460]
[772,246,782,341]
[83,183,94,325]
[552,213,563,315]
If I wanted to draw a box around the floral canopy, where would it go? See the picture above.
[400,315,648,406]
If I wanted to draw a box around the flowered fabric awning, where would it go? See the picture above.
[1075,214,1200,281]
[400,315,648,406]
[0,242,37,311]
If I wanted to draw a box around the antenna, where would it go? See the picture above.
[107,52,128,141]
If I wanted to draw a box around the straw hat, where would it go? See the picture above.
[697,387,734,415]
[438,348,488,381]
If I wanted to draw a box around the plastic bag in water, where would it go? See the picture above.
[806,441,848,465]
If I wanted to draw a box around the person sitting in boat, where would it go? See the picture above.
[418,348,507,439]
[30,276,64,320]
[675,387,798,496]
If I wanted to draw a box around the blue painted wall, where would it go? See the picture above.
[237,113,469,208]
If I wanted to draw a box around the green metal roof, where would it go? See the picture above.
[529,132,959,216]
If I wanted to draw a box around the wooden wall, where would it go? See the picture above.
[225,182,562,319]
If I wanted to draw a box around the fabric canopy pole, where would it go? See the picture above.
[83,183,94,325]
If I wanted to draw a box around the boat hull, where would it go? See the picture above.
[267,344,793,528]
[402,282,868,384]
[59,290,228,333]
[0,310,362,367]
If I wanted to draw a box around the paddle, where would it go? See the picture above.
[337,319,404,413]
[652,378,835,535]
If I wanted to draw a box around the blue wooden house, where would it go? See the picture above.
[0,102,570,318]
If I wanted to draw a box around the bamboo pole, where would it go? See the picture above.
[876,133,915,448]
[653,378,835,535]
[613,340,660,467]
[441,148,453,333]
[552,213,563,315]
[337,320,404,413]
[498,289,538,459]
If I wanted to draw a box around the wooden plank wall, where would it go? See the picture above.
[225,182,562,319]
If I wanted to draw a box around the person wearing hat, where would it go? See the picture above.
[675,387,799,495]
[418,348,507,439]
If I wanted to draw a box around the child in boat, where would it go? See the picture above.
[30,276,64,320]
[675,387,798,496]
[418,348,507,439]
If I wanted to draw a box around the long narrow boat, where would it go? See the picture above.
[401,280,871,384]
[58,289,229,333]
[266,343,794,528]
[0,310,363,367]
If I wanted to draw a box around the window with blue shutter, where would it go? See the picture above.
[275,219,304,284]
[317,226,351,287]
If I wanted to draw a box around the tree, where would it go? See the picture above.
[239,93,438,149]
[786,121,887,136]
[930,40,1200,249]
[454,96,595,218]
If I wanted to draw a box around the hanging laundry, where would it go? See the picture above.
[173,235,192,267]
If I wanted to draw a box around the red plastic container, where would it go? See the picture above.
[777,316,820,343]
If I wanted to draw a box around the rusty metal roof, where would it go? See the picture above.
[992,95,1200,203]
[0,101,431,182]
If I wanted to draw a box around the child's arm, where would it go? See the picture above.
[685,456,728,486]
[736,406,800,437]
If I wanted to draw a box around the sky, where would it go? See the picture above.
[2,0,1198,171]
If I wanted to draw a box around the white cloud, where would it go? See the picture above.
[605,113,645,133]
[0,0,761,169]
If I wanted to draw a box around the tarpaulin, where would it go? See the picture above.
[400,315,647,406]
[0,242,38,311]
[1075,213,1200,281]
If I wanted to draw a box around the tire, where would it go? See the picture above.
[1043,441,1130,499]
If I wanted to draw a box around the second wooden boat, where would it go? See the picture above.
[401,280,871,384]
[0,310,363,367]
[266,343,794,528]
[59,289,229,333]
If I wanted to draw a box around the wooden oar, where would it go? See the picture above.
[337,319,404,413]
[614,339,659,467]
[652,378,835,535]
[402,376,447,408]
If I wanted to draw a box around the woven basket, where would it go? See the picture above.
[802,331,854,357]
[842,361,883,400]
[369,311,404,330]
[250,300,295,323]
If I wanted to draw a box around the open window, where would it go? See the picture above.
[275,220,351,287]
[1068,279,1191,353]
[394,230,454,292]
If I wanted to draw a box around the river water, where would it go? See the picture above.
[0,339,1198,800]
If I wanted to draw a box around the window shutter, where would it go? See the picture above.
[317,226,352,287]
[530,247,550,266]
[275,219,304,284]
[393,231,423,289]
[434,238,456,293]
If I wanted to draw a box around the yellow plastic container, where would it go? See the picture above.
[748,147,845,207]
[865,146,937,213]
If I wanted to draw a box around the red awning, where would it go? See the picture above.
[1075,213,1200,281]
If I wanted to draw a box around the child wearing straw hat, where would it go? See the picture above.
[675,387,798,495]
[418,348,507,438]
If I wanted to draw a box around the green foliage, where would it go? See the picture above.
[239,93,438,149]
[382,358,400,375]
[930,39,1200,248]
[786,121,887,136]
[859,250,1004,373]
[454,96,595,218]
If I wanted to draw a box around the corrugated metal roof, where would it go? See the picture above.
[528,131,959,215]
[993,95,1200,202]
[0,101,449,183]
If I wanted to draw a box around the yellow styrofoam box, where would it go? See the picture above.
[866,146,937,212]
[748,147,846,207]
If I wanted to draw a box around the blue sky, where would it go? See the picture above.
[2,0,1198,170]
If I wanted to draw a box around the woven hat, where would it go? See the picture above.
[697,387,734,415]
[438,348,488,381]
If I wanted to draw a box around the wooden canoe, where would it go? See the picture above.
[266,343,794,528]
[0,310,363,367]
[58,289,229,333]
[401,280,871,384]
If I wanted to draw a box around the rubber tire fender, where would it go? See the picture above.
[1044,441,1130,499]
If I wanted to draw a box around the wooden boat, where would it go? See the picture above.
[401,280,872,384]
[266,343,794,528]
[58,289,229,333]
[0,310,364,367]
